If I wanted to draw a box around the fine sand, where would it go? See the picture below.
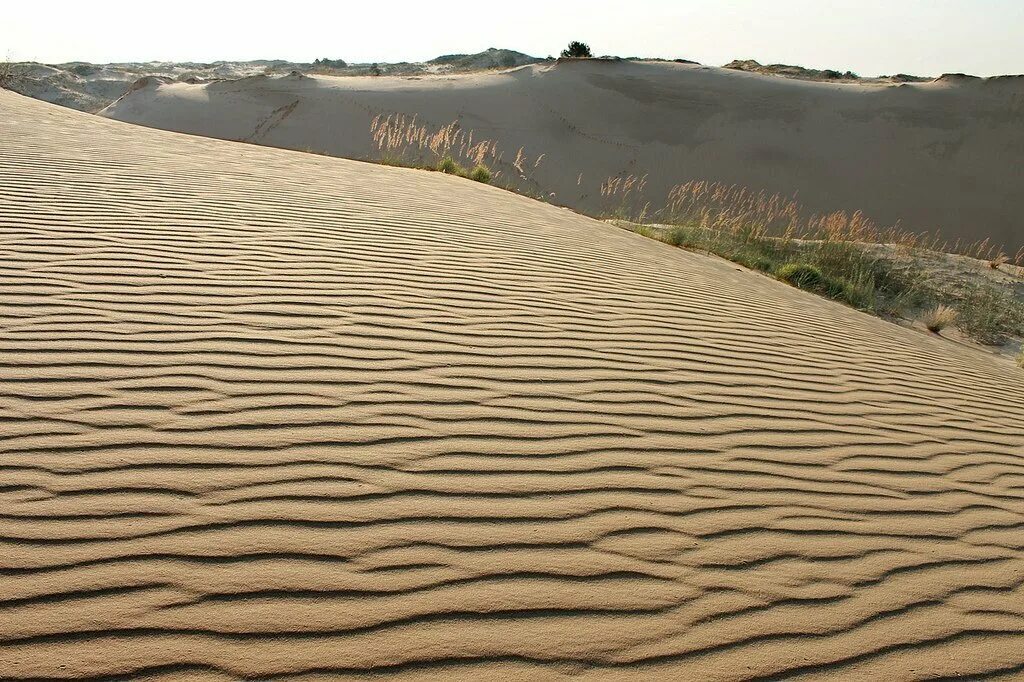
[100,60,1024,253]
[3,88,1024,679]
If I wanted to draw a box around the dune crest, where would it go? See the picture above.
[2,89,1024,679]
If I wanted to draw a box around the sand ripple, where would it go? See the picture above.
[1,90,1023,680]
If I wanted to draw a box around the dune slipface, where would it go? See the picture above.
[2,89,1024,679]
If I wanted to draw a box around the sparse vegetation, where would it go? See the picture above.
[1017,350,1024,368]
[364,114,1020,350]
[369,114,546,190]
[561,42,593,59]
[955,286,1023,345]
[0,59,22,90]
[605,179,1023,346]
[920,305,958,333]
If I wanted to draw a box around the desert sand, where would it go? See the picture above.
[100,60,1024,253]
[2,88,1024,679]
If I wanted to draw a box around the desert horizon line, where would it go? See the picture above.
[8,46,1024,80]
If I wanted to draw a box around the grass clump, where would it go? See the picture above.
[437,156,466,176]
[436,158,493,184]
[777,263,825,291]
[920,304,957,333]
[469,164,492,183]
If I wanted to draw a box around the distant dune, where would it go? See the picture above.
[1,49,543,113]
[3,88,1024,679]
[99,60,1024,253]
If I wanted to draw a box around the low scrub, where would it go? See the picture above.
[469,164,493,183]
[438,156,465,176]
[955,286,1024,345]
[616,217,1023,345]
[0,60,23,90]
[606,179,1020,347]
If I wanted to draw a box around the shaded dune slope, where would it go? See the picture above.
[2,90,1024,679]
[100,61,1024,252]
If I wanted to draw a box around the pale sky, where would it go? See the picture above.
[3,0,1022,77]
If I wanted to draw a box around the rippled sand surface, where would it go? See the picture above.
[2,90,1023,680]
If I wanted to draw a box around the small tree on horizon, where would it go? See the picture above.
[561,41,593,59]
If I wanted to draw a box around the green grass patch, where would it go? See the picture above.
[617,219,1022,346]
[777,263,825,290]
[438,156,466,176]
[469,164,493,183]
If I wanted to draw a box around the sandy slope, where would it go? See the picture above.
[100,60,1024,253]
[2,88,1024,680]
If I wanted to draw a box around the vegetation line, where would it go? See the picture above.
[363,112,1022,352]
[611,215,1022,348]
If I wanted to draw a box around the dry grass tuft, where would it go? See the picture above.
[921,305,958,333]
[602,178,1022,267]
[990,253,1009,269]
[369,114,540,190]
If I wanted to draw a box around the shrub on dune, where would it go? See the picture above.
[437,156,465,176]
[469,164,492,183]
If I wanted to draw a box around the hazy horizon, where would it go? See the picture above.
[3,0,1023,77]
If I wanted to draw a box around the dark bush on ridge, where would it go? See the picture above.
[561,42,593,59]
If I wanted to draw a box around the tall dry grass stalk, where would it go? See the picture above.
[602,177,1021,264]
[369,110,1018,266]
[369,114,543,188]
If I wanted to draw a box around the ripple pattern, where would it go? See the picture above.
[1,90,1023,680]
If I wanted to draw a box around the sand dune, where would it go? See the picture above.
[3,88,1024,679]
[4,50,541,113]
[100,60,1024,253]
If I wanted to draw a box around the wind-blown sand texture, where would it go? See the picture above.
[101,60,1024,253]
[2,89,1024,680]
